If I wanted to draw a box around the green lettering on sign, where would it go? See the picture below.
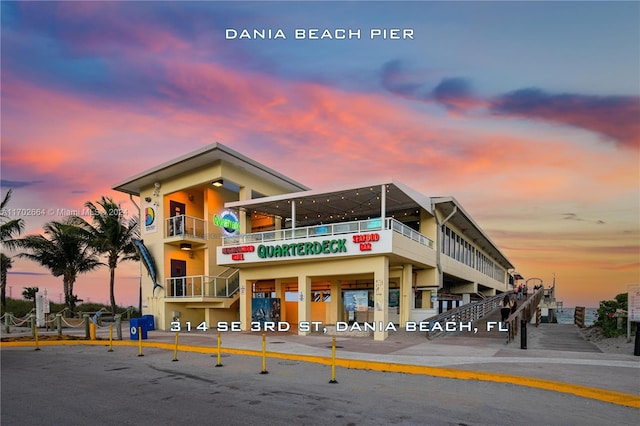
[256,239,348,259]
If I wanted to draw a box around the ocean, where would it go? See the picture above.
[555,307,598,327]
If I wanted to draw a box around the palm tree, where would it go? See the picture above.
[22,286,39,310]
[1,189,25,312]
[79,196,139,314]
[17,218,101,314]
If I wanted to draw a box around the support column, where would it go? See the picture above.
[298,275,312,336]
[275,279,286,323]
[400,263,413,326]
[239,279,252,331]
[328,279,341,324]
[373,257,389,341]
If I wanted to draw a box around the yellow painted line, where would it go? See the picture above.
[2,340,638,409]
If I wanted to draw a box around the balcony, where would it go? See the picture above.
[222,217,434,249]
[165,215,207,240]
[166,270,240,301]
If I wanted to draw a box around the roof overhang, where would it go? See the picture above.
[431,196,514,270]
[112,142,309,196]
[226,180,433,227]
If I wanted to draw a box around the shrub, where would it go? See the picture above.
[594,293,628,337]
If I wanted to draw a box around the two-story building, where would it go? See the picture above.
[113,143,514,340]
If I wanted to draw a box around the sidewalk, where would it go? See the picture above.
[2,321,639,398]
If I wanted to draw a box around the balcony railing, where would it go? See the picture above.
[222,218,434,248]
[165,215,206,239]
[166,270,239,298]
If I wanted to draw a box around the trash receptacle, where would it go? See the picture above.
[130,318,148,340]
[141,314,155,331]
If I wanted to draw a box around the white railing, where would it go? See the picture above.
[166,271,239,298]
[222,218,434,248]
[165,215,207,239]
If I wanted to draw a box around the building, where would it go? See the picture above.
[113,143,514,340]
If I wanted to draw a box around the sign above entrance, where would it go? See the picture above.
[214,210,240,237]
[217,230,393,265]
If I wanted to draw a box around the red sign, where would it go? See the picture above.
[222,245,255,254]
[353,233,380,251]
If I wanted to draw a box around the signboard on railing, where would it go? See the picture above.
[217,230,393,264]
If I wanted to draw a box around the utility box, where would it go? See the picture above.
[141,314,155,331]
[130,318,148,340]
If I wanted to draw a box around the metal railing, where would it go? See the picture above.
[423,293,508,339]
[166,269,239,298]
[165,215,207,239]
[222,218,434,248]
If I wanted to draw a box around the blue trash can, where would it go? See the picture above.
[130,318,148,340]
[141,314,155,331]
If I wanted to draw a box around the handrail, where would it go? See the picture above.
[504,286,544,343]
[222,218,434,248]
[423,293,509,339]
[165,270,239,298]
[165,215,207,239]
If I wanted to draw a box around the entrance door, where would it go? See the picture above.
[169,201,185,236]
[171,259,186,297]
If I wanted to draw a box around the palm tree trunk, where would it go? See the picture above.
[110,266,116,314]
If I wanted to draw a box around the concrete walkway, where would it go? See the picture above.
[2,319,639,405]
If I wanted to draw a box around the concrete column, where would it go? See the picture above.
[400,264,413,326]
[274,279,286,323]
[373,257,389,341]
[462,293,471,306]
[328,279,341,324]
[239,279,252,331]
[297,275,312,336]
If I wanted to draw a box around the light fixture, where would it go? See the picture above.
[180,243,192,251]
[144,197,152,202]
[211,179,224,187]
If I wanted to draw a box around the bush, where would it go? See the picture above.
[594,293,628,337]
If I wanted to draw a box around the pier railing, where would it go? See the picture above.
[423,293,507,339]
[505,286,544,343]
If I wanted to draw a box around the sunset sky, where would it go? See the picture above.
[1,1,638,309]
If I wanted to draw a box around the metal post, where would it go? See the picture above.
[260,333,268,374]
[215,331,223,367]
[172,332,179,362]
[108,325,114,352]
[115,314,122,340]
[83,314,90,339]
[137,326,144,357]
[520,319,527,349]
[329,337,338,384]
[634,323,640,356]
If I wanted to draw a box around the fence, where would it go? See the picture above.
[423,293,508,339]
[574,306,586,328]
[1,311,126,340]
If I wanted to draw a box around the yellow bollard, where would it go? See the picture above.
[260,333,268,374]
[34,324,41,351]
[108,325,114,352]
[89,322,97,340]
[215,331,223,367]
[137,326,144,357]
[172,332,179,362]
[329,337,338,383]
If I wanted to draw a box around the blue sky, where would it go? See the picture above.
[1,1,638,307]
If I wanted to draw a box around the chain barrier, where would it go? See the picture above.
[61,317,87,328]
